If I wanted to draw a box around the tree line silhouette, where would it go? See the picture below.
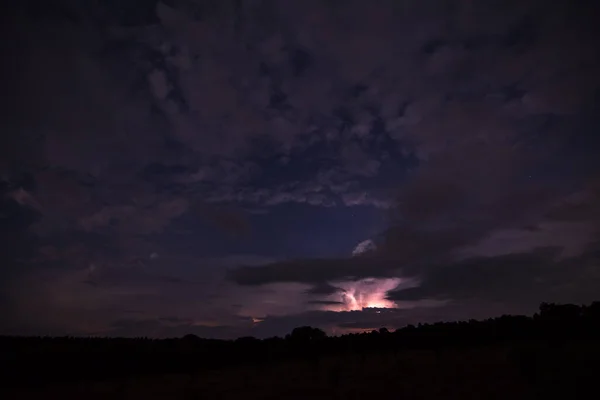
[2,301,600,387]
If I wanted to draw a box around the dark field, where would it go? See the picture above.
[4,344,600,400]
[2,302,600,399]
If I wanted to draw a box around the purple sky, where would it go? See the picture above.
[1,0,600,339]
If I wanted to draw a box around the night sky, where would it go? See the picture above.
[2,0,600,339]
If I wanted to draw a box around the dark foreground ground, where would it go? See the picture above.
[3,340,599,400]
[3,303,600,399]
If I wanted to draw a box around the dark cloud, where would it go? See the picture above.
[191,204,252,238]
[307,300,344,306]
[228,256,399,286]
[545,177,600,225]
[2,0,600,337]
[388,243,600,308]
[82,264,198,288]
[305,282,342,296]
[387,248,560,302]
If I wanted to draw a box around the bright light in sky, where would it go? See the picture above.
[322,277,403,312]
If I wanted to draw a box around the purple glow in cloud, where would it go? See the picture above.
[322,277,404,312]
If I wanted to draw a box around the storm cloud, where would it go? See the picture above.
[1,0,600,337]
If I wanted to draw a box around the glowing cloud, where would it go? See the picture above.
[320,277,403,312]
[351,239,376,256]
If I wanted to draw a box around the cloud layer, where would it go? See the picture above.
[1,0,600,337]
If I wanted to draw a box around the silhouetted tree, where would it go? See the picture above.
[287,326,326,344]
